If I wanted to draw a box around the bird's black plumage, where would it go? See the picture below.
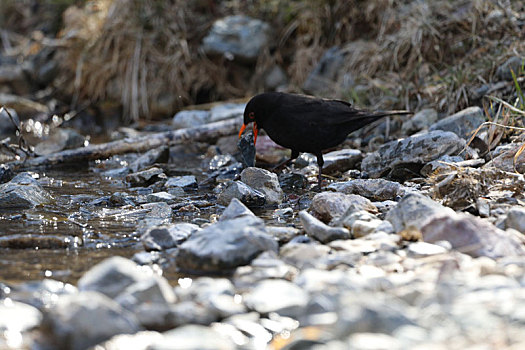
[239,92,411,187]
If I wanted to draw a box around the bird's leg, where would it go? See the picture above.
[272,150,299,172]
[316,153,324,190]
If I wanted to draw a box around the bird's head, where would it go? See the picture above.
[238,94,265,145]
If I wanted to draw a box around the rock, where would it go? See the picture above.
[95,331,163,350]
[347,333,402,350]
[421,212,525,258]
[146,191,176,203]
[126,167,166,187]
[385,193,455,233]
[484,142,525,173]
[429,106,485,140]
[219,197,255,221]
[0,299,42,333]
[0,164,14,184]
[401,108,438,135]
[280,242,331,269]
[419,155,467,177]
[240,167,284,205]
[264,65,288,90]
[504,207,525,233]
[33,128,85,156]
[321,149,363,175]
[172,110,210,129]
[135,202,173,233]
[0,107,19,135]
[233,252,298,287]
[149,324,236,350]
[141,223,199,251]
[129,146,169,173]
[175,216,278,273]
[238,132,256,167]
[310,192,376,223]
[202,15,272,63]
[0,172,54,209]
[217,181,266,207]
[303,46,345,96]
[244,279,309,318]
[496,56,525,81]
[164,175,197,189]
[407,241,448,258]
[43,291,141,350]
[159,301,219,328]
[328,178,413,201]
[0,92,48,117]
[8,279,77,309]
[78,256,157,299]
[299,210,350,243]
[361,130,466,179]
[338,210,394,237]
[279,173,309,191]
[266,226,301,243]
[209,103,246,122]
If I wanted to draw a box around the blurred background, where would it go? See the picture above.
[0,0,523,132]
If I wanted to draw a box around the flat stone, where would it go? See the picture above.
[209,103,246,122]
[361,130,466,179]
[175,216,278,273]
[322,149,363,175]
[141,223,199,251]
[217,181,266,207]
[429,106,485,140]
[299,210,350,243]
[129,146,169,173]
[310,191,377,223]
[328,178,413,201]
[421,212,525,258]
[126,167,166,187]
[43,291,141,350]
[240,167,283,205]
[0,172,54,209]
[385,193,455,233]
[165,175,197,189]
[219,197,255,221]
[244,279,308,318]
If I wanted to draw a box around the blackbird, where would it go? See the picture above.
[238,92,411,187]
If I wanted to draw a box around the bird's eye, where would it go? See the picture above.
[249,112,255,120]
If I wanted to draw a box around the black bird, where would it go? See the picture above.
[238,92,411,187]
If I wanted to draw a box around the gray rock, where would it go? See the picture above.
[401,108,438,135]
[146,191,176,203]
[209,103,246,122]
[8,279,77,309]
[264,65,288,90]
[34,128,85,156]
[175,277,235,302]
[172,110,210,129]
[126,167,166,187]
[421,212,525,258]
[322,149,363,175]
[504,207,525,233]
[129,146,169,173]
[240,167,284,205]
[135,202,173,233]
[385,193,455,233]
[328,178,413,201]
[165,175,197,189]
[219,197,255,221]
[303,46,346,96]
[0,107,19,135]
[78,256,157,299]
[202,15,272,63]
[162,301,220,328]
[217,181,266,207]
[175,216,278,273]
[429,106,485,140]
[0,299,42,333]
[0,164,14,184]
[266,226,301,243]
[310,191,376,223]
[496,56,524,81]
[338,210,394,237]
[361,130,466,178]
[419,155,467,177]
[141,223,199,251]
[244,279,309,318]
[280,242,331,269]
[299,210,350,243]
[43,291,141,350]
[0,172,54,209]
[149,324,236,350]
[484,142,525,173]
[279,172,309,191]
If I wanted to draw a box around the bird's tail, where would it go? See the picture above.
[370,110,413,118]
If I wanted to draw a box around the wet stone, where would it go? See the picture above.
[244,279,309,318]
[0,164,14,184]
[33,128,86,156]
[385,192,455,233]
[310,191,377,223]
[208,154,237,171]
[43,291,142,350]
[141,223,199,251]
[9,279,77,309]
[504,207,525,233]
[217,180,266,207]
[129,146,169,172]
[146,191,175,203]
[219,197,255,221]
[241,167,284,205]
[0,172,54,209]
[238,132,256,167]
[401,108,438,135]
[175,216,278,274]
[165,175,197,189]
[328,178,413,201]
[126,167,166,187]
[322,149,363,175]
[429,106,485,140]
[421,212,525,258]
[279,172,308,191]
[361,130,466,179]
[299,210,350,243]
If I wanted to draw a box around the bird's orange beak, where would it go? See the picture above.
[238,122,258,145]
